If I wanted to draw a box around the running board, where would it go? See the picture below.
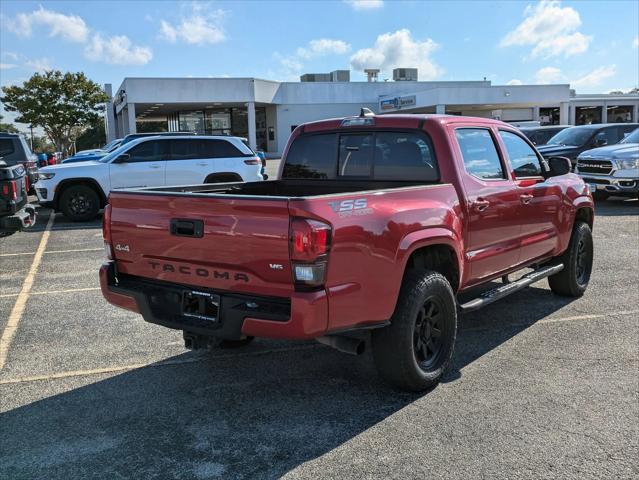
[458,264,564,312]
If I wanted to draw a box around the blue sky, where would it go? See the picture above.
[1,0,638,126]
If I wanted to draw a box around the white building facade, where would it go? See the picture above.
[106,77,639,155]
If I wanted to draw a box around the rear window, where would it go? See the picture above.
[283,131,439,181]
[0,139,15,157]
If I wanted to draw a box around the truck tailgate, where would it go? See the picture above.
[108,192,294,297]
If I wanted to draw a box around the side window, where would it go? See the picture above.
[499,130,543,178]
[0,139,15,157]
[455,129,505,180]
[373,132,439,181]
[338,134,373,176]
[203,140,245,158]
[169,139,199,160]
[126,140,167,163]
[282,133,338,179]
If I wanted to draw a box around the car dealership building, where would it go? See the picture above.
[105,73,639,155]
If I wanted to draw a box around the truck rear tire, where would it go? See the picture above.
[372,270,457,392]
[59,184,100,222]
[548,221,593,297]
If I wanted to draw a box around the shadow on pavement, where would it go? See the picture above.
[0,284,575,479]
[593,197,638,217]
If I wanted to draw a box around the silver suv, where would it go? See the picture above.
[576,128,639,200]
[0,132,39,193]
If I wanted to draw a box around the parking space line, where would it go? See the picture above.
[0,287,101,299]
[0,345,321,385]
[0,214,55,371]
[1,308,638,385]
[0,247,102,257]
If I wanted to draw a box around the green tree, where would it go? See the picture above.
[0,114,19,133]
[75,117,106,151]
[1,70,108,155]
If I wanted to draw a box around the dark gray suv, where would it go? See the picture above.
[0,132,39,193]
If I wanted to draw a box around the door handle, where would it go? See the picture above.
[473,199,490,212]
[149,164,161,169]
[520,194,533,205]
[197,162,208,167]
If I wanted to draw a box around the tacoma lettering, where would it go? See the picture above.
[148,262,249,282]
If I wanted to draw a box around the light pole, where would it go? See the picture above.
[29,124,34,150]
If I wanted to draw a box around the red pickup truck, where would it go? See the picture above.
[100,112,594,391]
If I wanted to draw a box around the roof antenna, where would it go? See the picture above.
[360,107,375,117]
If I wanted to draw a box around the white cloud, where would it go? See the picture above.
[345,0,383,10]
[506,79,523,85]
[634,36,639,48]
[0,63,17,70]
[25,57,53,72]
[297,39,351,59]
[350,29,442,80]
[501,0,591,58]
[571,65,617,88]
[535,66,563,84]
[8,6,88,42]
[85,34,152,66]
[159,5,226,45]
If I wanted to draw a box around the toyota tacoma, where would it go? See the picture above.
[100,112,594,391]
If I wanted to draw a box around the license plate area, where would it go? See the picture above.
[182,290,220,322]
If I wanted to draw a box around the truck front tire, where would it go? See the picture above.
[372,270,457,392]
[59,185,100,222]
[548,221,593,297]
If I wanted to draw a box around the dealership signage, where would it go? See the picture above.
[380,95,417,111]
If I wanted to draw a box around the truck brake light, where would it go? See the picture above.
[243,158,260,165]
[1,181,18,201]
[290,217,331,289]
[102,203,113,260]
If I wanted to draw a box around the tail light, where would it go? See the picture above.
[1,181,18,201]
[24,161,37,170]
[102,203,113,260]
[290,217,332,289]
[24,175,29,193]
[243,158,260,165]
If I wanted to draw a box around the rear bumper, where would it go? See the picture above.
[0,204,36,233]
[99,262,328,340]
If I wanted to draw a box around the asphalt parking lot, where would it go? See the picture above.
[1,182,637,479]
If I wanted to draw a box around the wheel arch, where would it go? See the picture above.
[54,178,107,210]
[397,229,464,293]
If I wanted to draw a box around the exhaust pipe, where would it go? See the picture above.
[316,335,365,355]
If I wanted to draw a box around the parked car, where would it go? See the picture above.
[0,160,36,237]
[0,132,39,193]
[63,139,123,164]
[576,127,639,200]
[119,131,197,147]
[100,113,594,392]
[35,135,263,221]
[519,125,570,146]
[537,123,639,166]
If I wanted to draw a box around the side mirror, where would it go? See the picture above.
[547,156,572,176]
[113,153,130,164]
[594,135,607,147]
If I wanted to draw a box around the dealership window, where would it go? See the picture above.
[539,107,560,125]
[607,105,633,123]
[179,111,205,133]
[575,106,602,125]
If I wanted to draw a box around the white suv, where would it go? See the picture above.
[35,135,263,221]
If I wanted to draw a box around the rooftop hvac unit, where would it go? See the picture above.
[393,68,418,81]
